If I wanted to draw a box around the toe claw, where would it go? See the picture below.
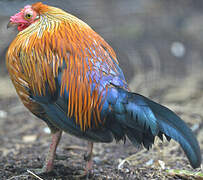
[74,169,93,179]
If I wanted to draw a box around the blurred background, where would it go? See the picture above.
[1,0,203,98]
[0,0,202,179]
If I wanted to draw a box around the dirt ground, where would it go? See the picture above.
[0,74,202,180]
[0,0,203,180]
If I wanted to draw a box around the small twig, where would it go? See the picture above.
[118,149,147,169]
[65,145,86,151]
[27,170,44,180]
[7,174,29,180]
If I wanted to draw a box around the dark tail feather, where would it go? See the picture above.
[109,88,201,168]
[146,97,201,168]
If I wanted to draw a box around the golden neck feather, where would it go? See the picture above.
[18,7,89,39]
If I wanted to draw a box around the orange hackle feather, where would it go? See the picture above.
[6,2,119,131]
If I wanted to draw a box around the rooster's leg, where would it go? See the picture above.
[42,130,62,172]
[27,130,62,175]
[84,141,94,174]
[73,141,94,178]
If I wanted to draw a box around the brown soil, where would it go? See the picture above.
[0,75,202,180]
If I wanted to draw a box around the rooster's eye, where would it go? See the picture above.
[25,13,32,20]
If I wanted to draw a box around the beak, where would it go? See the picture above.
[7,21,17,29]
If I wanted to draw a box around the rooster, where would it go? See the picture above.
[6,2,201,175]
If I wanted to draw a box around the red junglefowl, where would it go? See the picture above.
[6,2,201,175]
